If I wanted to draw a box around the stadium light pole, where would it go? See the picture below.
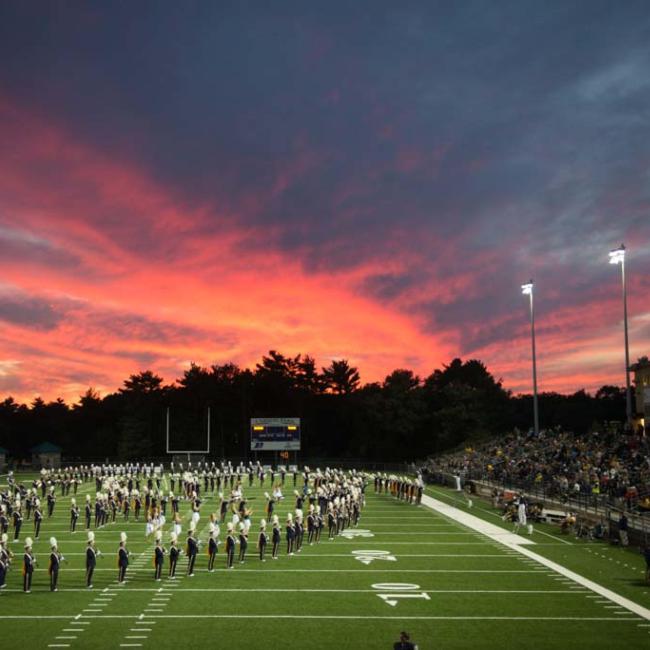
[609,244,633,428]
[521,280,539,436]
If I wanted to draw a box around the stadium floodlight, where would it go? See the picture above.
[608,246,625,265]
[609,244,633,427]
[521,280,539,436]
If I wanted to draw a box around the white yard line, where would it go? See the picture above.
[420,493,650,622]
[1,614,640,621]
[62,587,592,594]
[180,568,542,573]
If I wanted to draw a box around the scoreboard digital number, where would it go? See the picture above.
[250,417,301,451]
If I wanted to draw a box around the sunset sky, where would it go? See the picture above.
[1,1,649,404]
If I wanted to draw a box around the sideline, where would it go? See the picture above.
[426,485,575,546]
[421,494,650,621]
[0,614,639,621]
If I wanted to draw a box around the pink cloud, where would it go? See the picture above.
[0,98,453,402]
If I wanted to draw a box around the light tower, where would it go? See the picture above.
[609,244,632,427]
[521,280,539,436]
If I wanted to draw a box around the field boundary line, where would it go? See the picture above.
[420,493,650,622]
[0,614,639,621]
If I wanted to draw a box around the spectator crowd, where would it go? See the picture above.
[424,427,650,513]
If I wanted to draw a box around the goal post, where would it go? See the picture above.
[165,406,211,464]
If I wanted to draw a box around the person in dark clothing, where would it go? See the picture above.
[47,489,56,517]
[49,537,63,591]
[207,528,218,572]
[86,531,98,588]
[117,532,129,583]
[154,533,165,581]
[186,526,198,576]
[33,502,43,540]
[393,631,417,650]
[85,496,92,529]
[271,516,281,559]
[238,524,248,563]
[257,519,269,561]
[13,506,23,541]
[168,532,180,579]
[225,523,236,569]
[23,537,35,593]
[286,513,295,555]
[70,498,79,533]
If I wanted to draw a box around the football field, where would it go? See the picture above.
[1,475,650,649]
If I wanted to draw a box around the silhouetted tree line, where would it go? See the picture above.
[0,352,630,462]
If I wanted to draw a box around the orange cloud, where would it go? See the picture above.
[0,98,453,402]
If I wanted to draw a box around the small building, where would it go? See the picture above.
[31,442,62,469]
[631,356,650,433]
[0,446,7,472]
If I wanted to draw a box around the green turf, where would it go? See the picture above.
[0,475,649,649]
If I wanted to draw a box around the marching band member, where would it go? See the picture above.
[264,491,275,521]
[94,493,101,528]
[24,489,33,520]
[123,491,131,521]
[295,509,304,552]
[23,537,35,593]
[154,531,166,581]
[242,502,253,534]
[70,498,79,533]
[49,537,64,592]
[118,532,129,584]
[238,522,248,563]
[225,522,236,569]
[86,531,99,588]
[337,499,345,534]
[286,513,295,556]
[0,533,12,588]
[13,499,23,542]
[314,507,323,544]
[327,503,336,540]
[168,532,180,579]
[219,492,228,523]
[133,490,142,521]
[191,491,201,528]
[271,515,281,559]
[85,494,92,529]
[33,499,43,540]
[0,505,8,535]
[145,514,154,538]
[307,504,315,544]
[186,523,198,577]
[257,519,269,562]
[173,512,182,538]
[47,487,56,517]
[207,524,219,572]
[109,494,118,523]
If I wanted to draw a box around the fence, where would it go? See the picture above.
[424,469,650,544]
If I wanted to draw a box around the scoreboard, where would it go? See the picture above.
[250,417,301,451]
